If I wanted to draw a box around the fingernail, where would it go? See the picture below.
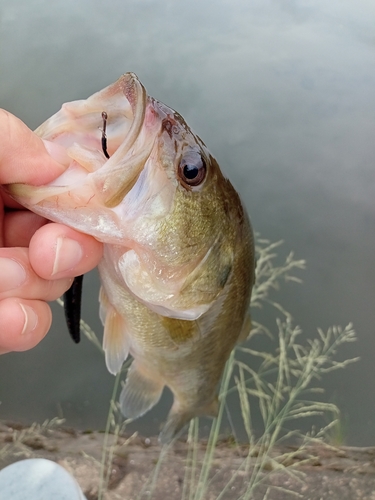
[20,303,38,335]
[43,139,70,166]
[0,258,27,293]
[52,237,83,276]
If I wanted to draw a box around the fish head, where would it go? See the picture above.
[8,73,245,321]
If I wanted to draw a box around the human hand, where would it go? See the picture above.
[0,110,103,354]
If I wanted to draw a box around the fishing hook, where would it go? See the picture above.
[101,111,110,159]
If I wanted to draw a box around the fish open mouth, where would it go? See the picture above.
[7,73,158,215]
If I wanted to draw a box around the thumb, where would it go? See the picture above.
[0,109,68,186]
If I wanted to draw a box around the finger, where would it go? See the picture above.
[0,248,72,302]
[0,109,68,185]
[3,210,48,247]
[29,223,103,280]
[0,298,51,353]
[0,191,4,246]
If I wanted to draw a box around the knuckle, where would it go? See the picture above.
[46,277,73,301]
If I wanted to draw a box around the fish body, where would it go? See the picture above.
[8,74,255,442]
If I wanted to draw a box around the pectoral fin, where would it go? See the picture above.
[119,362,164,419]
[100,288,130,375]
[103,310,130,376]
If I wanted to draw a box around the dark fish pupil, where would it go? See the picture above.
[178,150,207,188]
[183,164,199,179]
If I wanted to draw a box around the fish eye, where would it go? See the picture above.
[178,151,207,188]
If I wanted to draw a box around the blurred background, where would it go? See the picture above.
[0,0,374,446]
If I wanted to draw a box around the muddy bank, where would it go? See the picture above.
[1,421,375,499]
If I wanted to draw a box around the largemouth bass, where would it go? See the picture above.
[8,73,255,443]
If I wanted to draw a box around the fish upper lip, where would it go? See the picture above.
[107,73,148,161]
[90,74,154,208]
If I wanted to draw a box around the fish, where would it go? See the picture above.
[7,73,255,443]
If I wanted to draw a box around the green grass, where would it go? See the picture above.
[74,236,358,499]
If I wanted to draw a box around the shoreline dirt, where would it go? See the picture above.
[1,420,375,499]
